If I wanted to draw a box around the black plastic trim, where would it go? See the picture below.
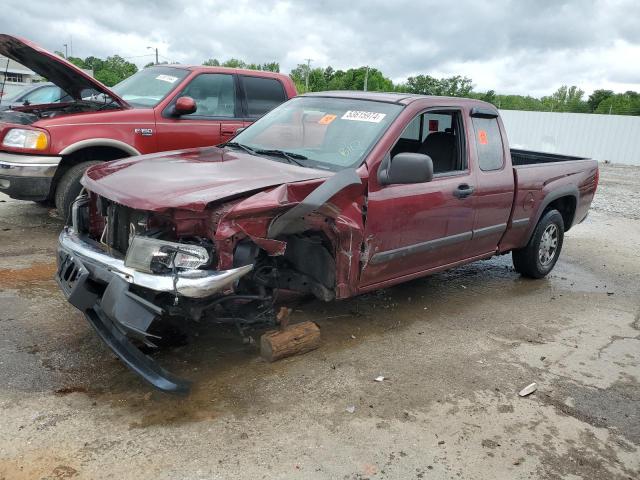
[86,306,191,395]
[470,107,499,118]
[369,230,473,265]
[511,218,530,228]
[267,168,362,238]
[472,223,507,238]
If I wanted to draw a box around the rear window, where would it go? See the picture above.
[471,117,504,171]
[241,76,286,118]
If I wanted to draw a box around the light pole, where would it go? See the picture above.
[364,66,369,91]
[147,46,159,65]
[63,43,68,58]
[304,58,312,91]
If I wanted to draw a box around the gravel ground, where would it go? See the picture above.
[0,163,639,480]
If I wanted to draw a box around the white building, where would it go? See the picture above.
[0,56,41,98]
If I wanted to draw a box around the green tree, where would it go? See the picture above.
[541,85,588,112]
[398,74,473,97]
[595,91,640,115]
[587,89,614,112]
[221,58,246,68]
[202,58,220,66]
[93,55,137,86]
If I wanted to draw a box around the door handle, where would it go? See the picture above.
[453,184,475,199]
[221,129,236,136]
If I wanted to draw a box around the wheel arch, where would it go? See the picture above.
[50,140,140,197]
[525,186,578,244]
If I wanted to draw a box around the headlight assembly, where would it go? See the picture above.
[2,128,48,150]
[124,236,210,274]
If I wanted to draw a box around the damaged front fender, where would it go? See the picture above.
[266,168,362,238]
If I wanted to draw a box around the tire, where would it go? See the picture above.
[55,161,102,223]
[512,209,564,279]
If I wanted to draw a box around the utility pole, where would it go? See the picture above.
[147,46,159,65]
[63,43,68,58]
[363,66,369,91]
[304,58,312,91]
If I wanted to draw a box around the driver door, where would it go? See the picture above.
[360,109,477,288]
[155,73,242,151]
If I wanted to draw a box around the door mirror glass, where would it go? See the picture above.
[379,152,434,185]
[174,96,197,115]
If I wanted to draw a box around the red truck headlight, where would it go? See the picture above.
[2,128,49,150]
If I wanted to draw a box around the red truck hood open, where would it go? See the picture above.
[82,147,333,212]
[0,34,128,107]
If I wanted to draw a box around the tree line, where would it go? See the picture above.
[56,52,640,116]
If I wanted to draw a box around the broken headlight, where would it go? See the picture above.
[124,236,210,274]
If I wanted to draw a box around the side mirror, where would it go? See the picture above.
[174,96,197,116]
[379,152,434,185]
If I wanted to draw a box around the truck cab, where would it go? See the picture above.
[0,35,296,216]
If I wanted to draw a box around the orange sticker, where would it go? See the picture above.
[318,114,337,125]
[478,130,488,145]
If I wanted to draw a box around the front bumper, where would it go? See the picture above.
[0,151,61,200]
[58,228,253,299]
[56,227,253,393]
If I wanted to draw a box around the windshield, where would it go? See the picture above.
[231,96,403,171]
[111,66,189,108]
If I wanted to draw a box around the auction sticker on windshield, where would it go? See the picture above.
[156,74,179,83]
[341,111,386,123]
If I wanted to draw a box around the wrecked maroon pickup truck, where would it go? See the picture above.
[56,92,599,393]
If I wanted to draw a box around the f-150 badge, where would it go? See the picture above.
[134,128,154,136]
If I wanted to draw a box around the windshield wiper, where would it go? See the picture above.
[224,141,258,156]
[254,149,308,167]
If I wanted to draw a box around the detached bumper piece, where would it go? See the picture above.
[85,306,191,395]
[56,228,253,394]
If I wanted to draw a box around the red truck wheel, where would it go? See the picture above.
[55,161,102,222]
[512,209,565,278]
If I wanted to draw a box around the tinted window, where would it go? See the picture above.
[400,116,420,140]
[179,73,236,117]
[242,76,286,118]
[471,117,504,171]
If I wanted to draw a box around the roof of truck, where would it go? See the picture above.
[145,64,290,80]
[303,90,496,108]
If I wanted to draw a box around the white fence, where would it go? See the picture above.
[499,110,640,166]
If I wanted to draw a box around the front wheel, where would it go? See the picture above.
[54,161,102,222]
[512,209,564,278]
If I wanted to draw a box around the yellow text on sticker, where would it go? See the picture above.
[318,114,337,125]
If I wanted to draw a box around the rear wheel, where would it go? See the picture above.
[512,209,564,278]
[54,161,102,222]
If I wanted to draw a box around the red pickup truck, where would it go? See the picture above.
[0,35,296,216]
[56,91,598,392]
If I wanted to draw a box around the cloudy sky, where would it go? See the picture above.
[1,0,639,96]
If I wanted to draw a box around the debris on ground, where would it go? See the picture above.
[518,382,537,397]
[374,375,385,382]
[260,320,321,362]
[346,405,356,414]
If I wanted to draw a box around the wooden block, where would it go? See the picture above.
[260,321,321,362]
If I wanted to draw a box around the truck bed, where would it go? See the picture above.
[510,148,588,166]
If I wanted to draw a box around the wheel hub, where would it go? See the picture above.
[538,224,558,266]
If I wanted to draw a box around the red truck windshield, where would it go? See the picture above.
[111,66,189,108]
[232,96,403,171]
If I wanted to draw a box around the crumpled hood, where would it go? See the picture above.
[82,146,333,211]
[0,34,127,106]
